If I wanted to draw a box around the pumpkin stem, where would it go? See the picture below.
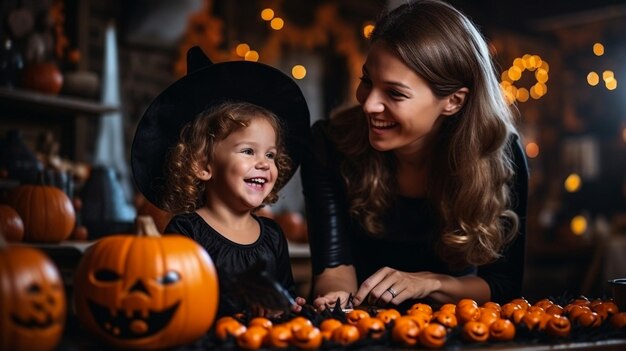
[135,215,161,237]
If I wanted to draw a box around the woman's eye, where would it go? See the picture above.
[388,90,407,99]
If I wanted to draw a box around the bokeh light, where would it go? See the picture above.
[270,17,284,30]
[244,50,259,62]
[570,215,587,235]
[363,23,375,38]
[235,43,250,57]
[261,8,275,21]
[564,173,582,193]
[291,65,307,79]
[525,142,539,158]
[587,72,599,86]
[593,42,604,56]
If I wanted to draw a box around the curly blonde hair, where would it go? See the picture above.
[161,101,291,214]
[331,0,519,268]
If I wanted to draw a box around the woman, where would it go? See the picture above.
[301,0,528,310]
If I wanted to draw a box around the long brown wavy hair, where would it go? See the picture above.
[330,0,520,268]
[161,101,291,214]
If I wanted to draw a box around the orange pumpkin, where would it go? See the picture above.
[432,311,458,329]
[7,184,75,243]
[391,317,419,347]
[346,309,370,325]
[21,62,63,95]
[577,311,602,328]
[264,324,292,348]
[408,303,433,316]
[0,204,24,242]
[489,318,515,341]
[214,317,246,341]
[544,315,571,338]
[376,308,401,325]
[319,318,342,334]
[291,325,322,350]
[478,307,499,326]
[248,317,272,330]
[462,321,489,343]
[331,324,360,346]
[610,312,626,330]
[237,325,268,350]
[521,310,545,331]
[73,217,219,350]
[356,317,385,340]
[510,297,531,310]
[0,235,66,351]
[419,323,447,348]
[482,301,501,314]
[501,302,522,319]
[456,302,480,324]
[439,303,456,314]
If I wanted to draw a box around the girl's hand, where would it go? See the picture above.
[291,296,306,313]
[352,267,441,307]
[312,291,353,311]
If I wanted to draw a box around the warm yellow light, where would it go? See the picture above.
[513,58,524,69]
[261,8,275,21]
[516,87,529,102]
[587,72,600,86]
[501,70,512,83]
[270,17,284,30]
[235,43,250,57]
[571,215,587,235]
[593,42,605,56]
[602,70,614,81]
[244,50,259,62]
[564,173,582,193]
[363,23,375,38]
[535,68,548,83]
[525,142,539,158]
[533,82,547,96]
[606,77,618,90]
[291,65,307,79]
[508,66,522,81]
[540,61,550,72]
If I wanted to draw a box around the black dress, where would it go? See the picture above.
[165,213,297,315]
[301,119,529,305]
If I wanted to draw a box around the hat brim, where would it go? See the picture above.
[131,60,310,208]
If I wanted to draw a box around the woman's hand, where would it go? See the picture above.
[312,291,353,311]
[291,296,307,313]
[352,267,441,307]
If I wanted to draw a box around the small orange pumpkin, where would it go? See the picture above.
[462,321,489,343]
[73,217,219,350]
[376,308,401,325]
[456,302,480,324]
[0,235,66,351]
[610,312,626,330]
[319,318,342,334]
[408,303,433,316]
[0,204,24,242]
[521,310,545,331]
[510,298,531,310]
[544,315,571,338]
[331,324,360,346]
[419,323,447,348]
[346,309,370,325]
[577,311,602,328]
[291,325,322,350]
[432,311,458,329]
[236,325,268,350]
[248,317,272,330]
[214,317,246,341]
[391,317,419,347]
[482,301,501,314]
[489,318,515,341]
[478,307,499,326]
[7,184,75,243]
[264,324,292,349]
[439,303,456,314]
[501,302,522,320]
[356,317,385,340]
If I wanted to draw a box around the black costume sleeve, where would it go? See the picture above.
[164,215,195,239]
[301,120,353,275]
[476,134,529,303]
[262,218,298,298]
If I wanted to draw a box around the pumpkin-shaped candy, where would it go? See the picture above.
[291,325,322,350]
[7,184,75,243]
[237,325,268,350]
[264,324,292,348]
[214,316,246,341]
[0,204,24,242]
[432,311,458,329]
[391,316,419,347]
[356,317,385,340]
[346,309,370,325]
[462,321,489,343]
[0,235,66,351]
[544,315,571,338]
[331,324,360,346]
[489,318,515,341]
[419,323,447,348]
[73,216,219,350]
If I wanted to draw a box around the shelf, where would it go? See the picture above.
[0,87,118,116]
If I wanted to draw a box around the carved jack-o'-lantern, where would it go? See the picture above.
[462,321,489,343]
[291,325,323,350]
[391,316,419,347]
[419,323,447,348]
[0,236,66,351]
[544,315,571,338]
[265,324,292,348]
[356,317,386,340]
[73,217,219,350]
[331,324,360,346]
[489,318,515,341]
[237,325,268,350]
[214,316,246,341]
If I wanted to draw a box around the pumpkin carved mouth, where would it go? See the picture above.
[11,312,59,329]
[87,299,180,339]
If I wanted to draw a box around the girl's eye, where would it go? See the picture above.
[266,152,276,160]
[241,148,254,155]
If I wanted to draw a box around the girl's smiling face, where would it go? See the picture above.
[356,41,452,157]
[203,117,279,211]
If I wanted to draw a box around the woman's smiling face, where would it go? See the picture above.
[356,41,451,156]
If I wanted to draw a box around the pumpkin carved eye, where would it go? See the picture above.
[157,271,181,285]
[94,269,121,282]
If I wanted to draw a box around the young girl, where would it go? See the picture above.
[131,47,310,317]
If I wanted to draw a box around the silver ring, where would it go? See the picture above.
[386,287,398,298]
